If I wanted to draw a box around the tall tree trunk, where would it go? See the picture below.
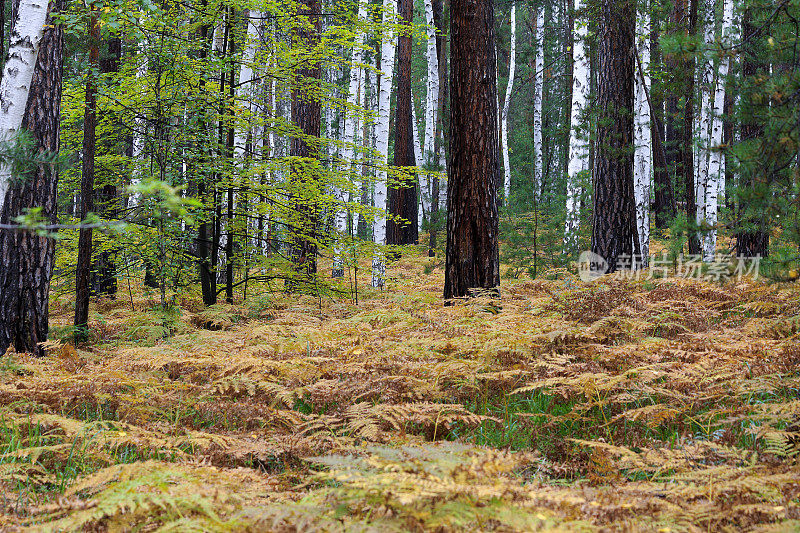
[371,0,397,286]
[501,1,516,201]
[735,6,768,258]
[334,0,368,277]
[423,0,439,194]
[387,0,418,246]
[444,0,500,299]
[564,0,590,254]
[634,4,651,263]
[74,4,100,341]
[695,0,714,246]
[533,5,544,203]
[428,0,446,256]
[701,0,733,261]
[288,0,322,290]
[411,92,425,229]
[591,0,635,273]
[0,0,63,355]
[224,10,236,304]
[0,0,48,203]
[196,15,216,306]
[93,37,121,297]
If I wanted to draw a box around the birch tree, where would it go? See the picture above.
[0,0,50,203]
[564,0,590,253]
[423,0,439,214]
[634,6,651,263]
[372,0,397,287]
[333,0,367,277]
[412,93,425,229]
[699,0,734,261]
[0,0,63,356]
[695,0,714,256]
[533,6,544,200]
[501,1,517,201]
[234,10,263,162]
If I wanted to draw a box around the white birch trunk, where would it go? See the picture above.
[702,0,734,261]
[349,70,366,237]
[0,0,49,205]
[533,6,544,201]
[234,11,261,162]
[334,0,368,276]
[563,0,589,252]
[501,2,517,200]
[133,42,148,163]
[372,0,397,287]
[423,0,439,167]
[634,11,652,264]
[412,93,426,228]
[695,0,714,253]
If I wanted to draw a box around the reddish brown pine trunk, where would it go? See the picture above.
[288,0,322,290]
[387,0,418,245]
[443,0,500,299]
[591,0,636,273]
[0,0,64,355]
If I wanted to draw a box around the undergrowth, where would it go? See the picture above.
[0,250,798,531]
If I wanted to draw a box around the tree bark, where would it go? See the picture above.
[371,0,397,286]
[444,0,500,299]
[564,0,590,254]
[501,2,516,201]
[634,6,652,263]
[74,4,100,341]
[428,0,446,256]
[0,0,49,201]
[533,5,544,203]
[195,10,216,306]
[387,0,418,246]
[591,0,636,273]
[701,0,733,261]
[93,37,121,297]
[334,0,368,276]
[288,0,322,290]
[224,10,236,304]
[0,0,63,355]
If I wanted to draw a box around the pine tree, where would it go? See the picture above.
[591,0,636,273]
[444,0,500,299]
[0,0,64,355]
[387,0,418,246]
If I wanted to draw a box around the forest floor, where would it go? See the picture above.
[1,249,800,531]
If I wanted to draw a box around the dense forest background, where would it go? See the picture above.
[0,0,798,530]
[1,0,798,328]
